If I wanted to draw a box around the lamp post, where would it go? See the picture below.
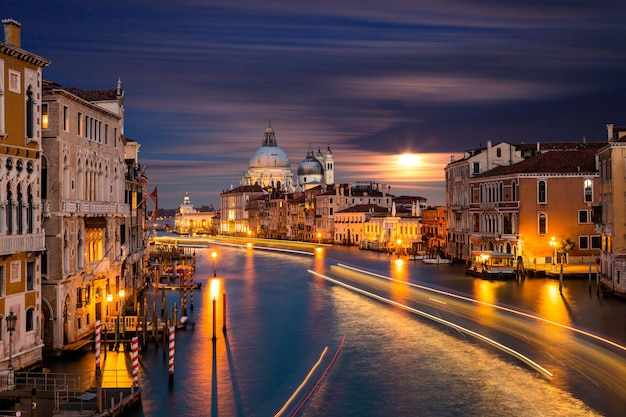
[396,239,402,258]
[6,309,16,370]
[317,232,321,245]
[211,251,218,277]
[550,237,557,267]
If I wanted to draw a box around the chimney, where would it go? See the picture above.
[607,124,614,141]
[486,140,492,170]
[2,19,21,48]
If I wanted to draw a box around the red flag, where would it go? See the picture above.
[149,186,158,203]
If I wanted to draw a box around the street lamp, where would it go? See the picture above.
[211,251,218,277]
[396,239,402,258]
[6,309,17,370]
[550,237,557,266]
[317,232,321,245]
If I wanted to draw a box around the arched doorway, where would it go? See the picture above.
[41,298,54,354]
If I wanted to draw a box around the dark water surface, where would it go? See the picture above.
[48,244,626,416]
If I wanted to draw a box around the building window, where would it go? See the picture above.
[591,235,602,249]
[578,210,589,223]
[511,180,517,201]
[26,308,34,331]
[26,86,34,138]
[77,112,83,136]
[8,70,20,93]
[26,261,34,291]
[538,213,547,235]
[472,162,480,174]
[63,106,69,131]
[42,103,49,129]
[584,179,593,203]
[538,180,547,203]
[579,236,589,249]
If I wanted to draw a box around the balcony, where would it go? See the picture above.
[0,233,45,256]
[85,257,111,275]
[62,200,129,215]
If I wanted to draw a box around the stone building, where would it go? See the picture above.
[595,124,626,296]
[41,79,129,351]
[0,18,49,371]
[174,193,216,235]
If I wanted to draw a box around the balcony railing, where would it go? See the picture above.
[0,233,45,256]
[62,201,130,215]
[85,257,111,275]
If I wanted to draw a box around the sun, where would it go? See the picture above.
[397,153,420,167]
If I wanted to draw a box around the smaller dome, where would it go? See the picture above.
[297,149,324,176]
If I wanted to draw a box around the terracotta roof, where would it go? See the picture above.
[477,149,597,178]
[64,87,118,101]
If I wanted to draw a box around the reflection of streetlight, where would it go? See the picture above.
[317,233,321,245]
[6,309,17,370]
[211,251,218,277]
[550,237,557,266]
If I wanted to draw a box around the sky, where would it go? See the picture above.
[5,1,626,209]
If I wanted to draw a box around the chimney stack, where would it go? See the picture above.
[607,124,614,141]
[2,19,21,48]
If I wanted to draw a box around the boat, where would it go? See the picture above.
[465,251,517,279]
[152,281,202,291]
[422,256,452,265]
[409,251,427,260]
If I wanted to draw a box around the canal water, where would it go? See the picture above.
[47,244,624,416]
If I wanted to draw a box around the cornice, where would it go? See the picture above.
[0,43,50,67]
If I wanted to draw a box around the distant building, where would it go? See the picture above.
[0,18,50,370]
[174,193,216,235]
[220,184,266,236]
[445,141,524,262]
[421,206,447,254]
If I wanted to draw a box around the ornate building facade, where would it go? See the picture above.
[0,19,49,371]
[41,79,130,351]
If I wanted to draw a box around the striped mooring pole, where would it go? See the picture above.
[131,337,139,387]
[95,320,101,370]
[168,326,175,386]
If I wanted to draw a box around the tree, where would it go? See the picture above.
[559,238,576,263]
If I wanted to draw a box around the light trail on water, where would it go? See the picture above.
[308,269,554,378]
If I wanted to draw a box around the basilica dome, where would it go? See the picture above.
[248,123,290,169]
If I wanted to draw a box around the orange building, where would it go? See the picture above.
[0,19,50,370]
[469,146,601,269]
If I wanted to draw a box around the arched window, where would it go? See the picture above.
[584,179,593,203]
[511,180,517,201]
[538,180,547,203]
[538,213,547,235]
[17,184,23,234]
[27,185,34,233]
[26,86,34,139]
[6,184,13,235]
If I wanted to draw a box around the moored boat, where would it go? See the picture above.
[422,256,452,265]
[466,250,517,279]
[153,281,202,291]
